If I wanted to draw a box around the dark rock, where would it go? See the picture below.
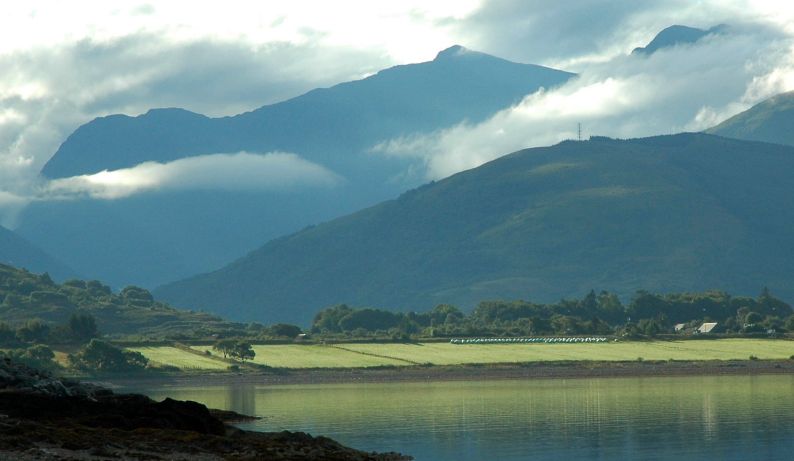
[0,358,412,460]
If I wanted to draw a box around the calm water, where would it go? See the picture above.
[134,375,794,460]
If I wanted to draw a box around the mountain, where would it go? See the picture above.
[0,225,77,281]
[155,133,794,325]
[42,45,574,179]
[707,91,794,146]
[633,25,727,55]
[20,46,574,289]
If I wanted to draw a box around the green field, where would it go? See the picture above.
[126,339,794,371]
[339,339,794,365]
[126,346,230,370]
[190,344,410,368]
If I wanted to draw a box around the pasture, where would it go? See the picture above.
[126,346,230,370]
[338,339,794,365]
[194,344,410,368]
[125,339,794,370]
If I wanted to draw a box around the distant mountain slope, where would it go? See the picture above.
[707,91,794,146]
[23,46,574,289]
[41,45,574,179]
[633,25,727,55]
[155,133,794,325]
[0,225,76,281]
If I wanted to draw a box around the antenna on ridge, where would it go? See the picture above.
[577,123,582,141]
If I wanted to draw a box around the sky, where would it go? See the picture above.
[1,0,794,226]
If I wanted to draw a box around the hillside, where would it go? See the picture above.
[632,24,726,55]
[707,91,794,146]
[21,46,574,289]
[156,133,794,325]
[0,263,244,338]
[0,226,76,281]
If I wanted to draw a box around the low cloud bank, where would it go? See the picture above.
[376,24,794,179]
[43,151,343,200]
[0,151,341,226]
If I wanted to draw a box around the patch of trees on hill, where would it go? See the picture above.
[0,263,249,339]
[311,289,794,339]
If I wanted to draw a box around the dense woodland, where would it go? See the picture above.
[311,289,794,339]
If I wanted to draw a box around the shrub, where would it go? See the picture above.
[69,339,148,372]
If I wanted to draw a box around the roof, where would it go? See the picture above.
[698,322,718,333]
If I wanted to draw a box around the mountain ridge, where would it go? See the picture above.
[24,46,575,289]
[0,225,77,281]
[633,24,727,55]
[155,133,794,325]
[707,91,794,146]
[41,45,574,179]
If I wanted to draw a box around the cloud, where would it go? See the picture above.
[42,152,342,200]
[456,0,794,70]
[376,21,794,179]
[0,34,389,226]
[3,1,794,225]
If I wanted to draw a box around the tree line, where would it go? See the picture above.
[310,289,794,339]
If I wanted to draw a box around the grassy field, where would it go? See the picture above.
[125,339,794,370]
[190,344,410,368]
[126,346,230,370]
[338,339,794,365]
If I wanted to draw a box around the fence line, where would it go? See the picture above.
[451,337,608,344]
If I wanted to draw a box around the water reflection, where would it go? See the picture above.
[136,375,794,461]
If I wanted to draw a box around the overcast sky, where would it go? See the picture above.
[1,0,794,225]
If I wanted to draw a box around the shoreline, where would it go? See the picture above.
[97,359,794,389]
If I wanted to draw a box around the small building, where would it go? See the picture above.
[697,322,718,334]
[674,323,686,332]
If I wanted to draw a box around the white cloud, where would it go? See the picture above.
[2,1,794,226]
[42,152,342,200]
[376,21,794,179]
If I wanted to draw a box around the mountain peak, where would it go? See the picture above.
[633,24,727,55]
[434,45,471,60]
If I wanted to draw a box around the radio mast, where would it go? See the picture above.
[578,123,582,141]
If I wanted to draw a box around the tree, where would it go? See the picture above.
[26,344,55,362]
[231,341,255,362]
[69,339,148,372]
[311,304,354,333]
[785,315,794,332]
[268,323,302,338]
[69,312,98,342]
[16,320,50,343]
[3,344,57,371]
[213,339,238,358]
[120,286,154,307]
[214,340,256,362]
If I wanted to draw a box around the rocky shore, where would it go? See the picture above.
[0,358,412,460]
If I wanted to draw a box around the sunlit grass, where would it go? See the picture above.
[126,346,229,370]
[241,345,409,368]
[130,339,794,370]
[341,339,794,365]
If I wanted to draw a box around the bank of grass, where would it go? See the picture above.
[339,339,794,365]
[194,344,411,368]
[125,346,230,370]
[124,339,794,371]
